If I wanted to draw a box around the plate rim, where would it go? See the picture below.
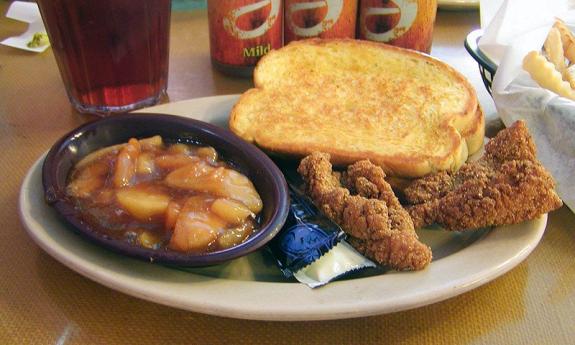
[19,94,547,321]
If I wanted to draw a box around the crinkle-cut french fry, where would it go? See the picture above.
[523,51,575,100]
[565,44,575,66]
[553,19,575,64]
[544,27,566,74]
[563,64,575,89]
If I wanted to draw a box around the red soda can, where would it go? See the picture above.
[207,0,283,77]
[358,0,437,53]
[284,0,358,44]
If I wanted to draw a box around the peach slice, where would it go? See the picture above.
[116,188,170,221]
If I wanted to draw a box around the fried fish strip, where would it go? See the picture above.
[404,121,562,231]
[298,152,432,271]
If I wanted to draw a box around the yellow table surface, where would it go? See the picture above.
[1,3,574,344]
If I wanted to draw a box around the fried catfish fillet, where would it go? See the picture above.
[404,120,562,231]
[298,152,432,271]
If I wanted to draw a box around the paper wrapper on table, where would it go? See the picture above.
[478,0,575,212]
[1,1,50,52]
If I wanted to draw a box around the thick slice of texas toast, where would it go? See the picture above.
[229,39,484,178]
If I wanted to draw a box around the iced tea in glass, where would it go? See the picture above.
[36,0,171,115]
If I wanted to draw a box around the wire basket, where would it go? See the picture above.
[464,29,498,95]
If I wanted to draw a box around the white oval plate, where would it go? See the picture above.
[19,95,547,321]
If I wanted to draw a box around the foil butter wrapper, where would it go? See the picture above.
[268,182,376,288]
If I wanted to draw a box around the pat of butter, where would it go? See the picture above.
[294,241,376,288]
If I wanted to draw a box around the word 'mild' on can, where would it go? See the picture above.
[208,0,283,77]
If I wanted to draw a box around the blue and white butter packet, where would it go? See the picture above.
[268,178,376,288]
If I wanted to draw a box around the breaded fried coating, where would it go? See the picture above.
[404,120,562,231]
[298,153,432,271]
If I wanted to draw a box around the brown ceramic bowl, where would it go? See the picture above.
[42,113,289,266]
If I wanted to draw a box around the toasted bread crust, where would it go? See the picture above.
[462,105,485,155]
[230,39,483,178]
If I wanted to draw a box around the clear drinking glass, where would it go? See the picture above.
[36,0,171,115]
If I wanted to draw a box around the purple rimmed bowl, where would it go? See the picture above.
[42,113,289,267]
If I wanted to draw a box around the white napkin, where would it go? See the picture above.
[1,1,50,53]
[478,0,575,212]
